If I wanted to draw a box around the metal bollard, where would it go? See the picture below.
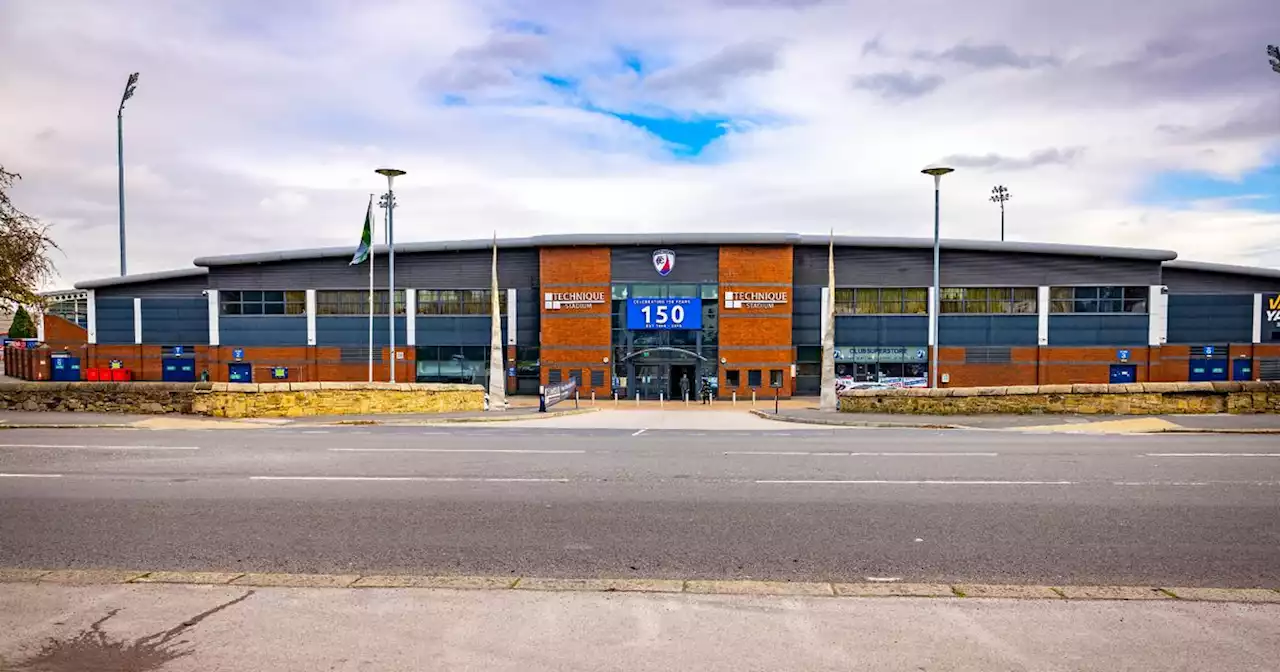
[684,392,689,406]
[574,391,580,409]
[591,391,596,405]
[732,391,737,406]
[660,392,664,408]
[752,390,756,407]
[636,392,640,406]
[614,391,618,406]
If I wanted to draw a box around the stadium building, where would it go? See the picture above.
[33,233,1280,397]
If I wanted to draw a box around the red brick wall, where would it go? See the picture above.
[43,315,87,346]
[539,247,611,396]
[719,245,795,398]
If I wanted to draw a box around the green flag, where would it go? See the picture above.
[349,198,373,265]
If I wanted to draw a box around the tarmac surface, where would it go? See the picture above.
[2,410,1278,588]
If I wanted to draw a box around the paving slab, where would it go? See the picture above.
[954,584,1063,599]
[684,580,834,596]
[1165,587,1280,603]
[230,572,359,588]
[132,571,244,585]
[352,575,516,590]
[37,569,147,584]
[1056,585,1172,600]
[516,577,685,593]
[833,582,953,597]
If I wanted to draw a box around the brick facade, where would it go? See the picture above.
[718,246,795,397]
[538,247,611,396]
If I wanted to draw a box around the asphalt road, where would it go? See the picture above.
[2,420,1278,587]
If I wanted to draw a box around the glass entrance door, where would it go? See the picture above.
[633,364,664,399]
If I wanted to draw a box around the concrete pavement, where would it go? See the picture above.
[1,582,1277,671]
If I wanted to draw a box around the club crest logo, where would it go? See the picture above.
[652,249,675,276]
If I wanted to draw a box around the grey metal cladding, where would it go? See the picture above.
[220,316,307,346]
[1167,295,1254,344]
[611,245,718,283]
[95,298,135,345]
[834,316,928,346]
[516,289,540,344]
[940,316,1038,346]
[1048,315,1148,346]
[416,317,506,347]
[208,248,539,290]
[316,317,408,347]
[75,268,208,291]
[793,247,1162,286]
[94,274,209,298]
[140,297,209,345]
[1161,267,1280,294]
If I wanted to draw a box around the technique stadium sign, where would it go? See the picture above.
[724,290,788,310]
[1264,293,1280,341]
[544,291,606,310]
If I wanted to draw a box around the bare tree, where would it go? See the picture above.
[0,166,58,307]
[1270,45,1280,74]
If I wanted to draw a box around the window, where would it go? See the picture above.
[769,369,784,387]
[747,369,762,387]
[834,288,928,315]
[315,290,406,315]
[567,369,582,386]
[515,347,540,376]
[940,288,1037,314]
[590,370,605,387]
[700,285,719,299]
[220,290,305,316]
[1050,286,1149,313]
[726,370,741,387]
[416,289,505,315]
[548,369,562,384]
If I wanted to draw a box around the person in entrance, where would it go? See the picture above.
[679,373,691,402]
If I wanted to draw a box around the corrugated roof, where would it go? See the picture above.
[192,233,1178,267]
[1162,260,1280,280]
[74,267,209,290]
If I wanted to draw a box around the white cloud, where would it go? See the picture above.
[0,0,1277,290]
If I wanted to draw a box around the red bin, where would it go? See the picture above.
[111,368,132,382]
[86,368,100,382]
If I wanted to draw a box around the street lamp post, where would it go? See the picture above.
[375,168,406,382]
[990,185,1011,241]
[922,164,954,389]
[117,72,139,276]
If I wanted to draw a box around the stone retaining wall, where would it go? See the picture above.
[0,382,196,414]
[193,382,483,418]
[0,382,485,418]
[839,382,1280,415]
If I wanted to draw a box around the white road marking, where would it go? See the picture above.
[725,451,999,457]
[248,476,568,483]
[0,473,63,478]
[632,429,647,436]
[1113,482,1207,486]
[756,479,1074,485]
[1145,453,1280,458]
[865,577,902,583]
[328,448,586,455]
[300,430,330,435]
[0,444,199,451]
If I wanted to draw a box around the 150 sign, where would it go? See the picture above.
[626,297,701,330]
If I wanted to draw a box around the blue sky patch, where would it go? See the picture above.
[496,19,547,35]
[540,74,579,92]
[616,49,645,75]
[606,112,730,157]
[1143,162,1280,212]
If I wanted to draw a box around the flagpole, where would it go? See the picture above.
[368,194,375,383]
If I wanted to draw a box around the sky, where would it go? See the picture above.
[1,0,1278,288]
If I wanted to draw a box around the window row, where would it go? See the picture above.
[1049,286,1148,314]
[220,290,507,316]
[220,291,307,316]
[833,286,1150,315]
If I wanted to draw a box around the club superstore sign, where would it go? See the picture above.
[724,290,788,310]
[544,291,606,311]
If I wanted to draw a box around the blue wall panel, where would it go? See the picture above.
[416,317,506,347]
[834,316,928,346]
[317,317,408,347]
[1048,314,1148,346]
[221,316,307,346]
[1167,294,1253,344]
[939,315,1038,346]
[95,298,135,345]
[141,297,209,345]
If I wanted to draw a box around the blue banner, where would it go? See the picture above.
[626,298,701,331]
